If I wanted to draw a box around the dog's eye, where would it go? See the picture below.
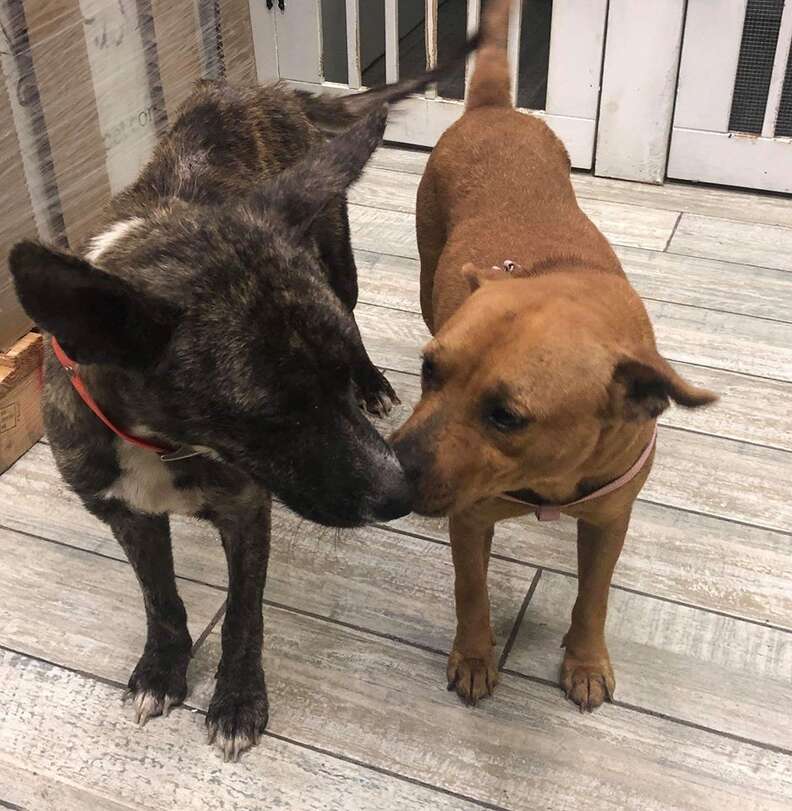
[488,406,528,432]
[421,357,439,388]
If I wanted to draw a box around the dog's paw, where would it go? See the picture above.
[354,367,401,417]
[447,648,499,706]
[560,651,615,713]
[125,648,190,727]
[206,679,269,762]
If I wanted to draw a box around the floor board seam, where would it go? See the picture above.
[359,288,792,328]
[191,601,227,656]
[664,212,683,251]
[498,568,543,671]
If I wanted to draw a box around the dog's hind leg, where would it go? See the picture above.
[319,202,400,416]
[561,513,630,712]
[204,494,272,761]
[93,501,192,726]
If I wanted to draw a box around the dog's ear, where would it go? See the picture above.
[610,347,718,421]
[250,106,388,235]
[9,240,179,368]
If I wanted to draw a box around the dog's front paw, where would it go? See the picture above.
[206,673,269,762]
[447,648,499,706]
[125,646,191,726]
[560,649,615,712]
[354,366,400,417]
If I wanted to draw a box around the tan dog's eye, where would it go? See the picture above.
[421,356,440,389]
[488,406,529,432]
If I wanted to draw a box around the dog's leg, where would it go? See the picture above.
[205,496,271,761]
[447,511,499,705]
[561,513,630,712]
[319,202,399,416]
[97,502,192,725]
[416,170,445,334]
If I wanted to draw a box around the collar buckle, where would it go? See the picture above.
[160,445,205,463]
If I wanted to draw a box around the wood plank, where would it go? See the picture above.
[0,444,534,655]
[507,571,792,750]
[350,172,680,251]
[0,652,475,811]
[0,758,136,811]
[670,214,792,272]
[369,147,792,228]
[357,245,792,326]
[350,212,792,382]
[0,527,224,682]
[612,245,792,323]
[187,608,792,810]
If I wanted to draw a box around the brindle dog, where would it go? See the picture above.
[8,54,472,759]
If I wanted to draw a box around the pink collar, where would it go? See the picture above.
[499,426,657,521]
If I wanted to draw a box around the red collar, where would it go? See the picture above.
[499,426,657,521]
[51,337,175,457]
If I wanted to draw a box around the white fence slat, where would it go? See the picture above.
[596,0,686,184]
[425,0,439,99]
[673,0,747,132]
[545,0,608,120]
[346,0,361,89]
[385,0,399,83]
[762,0,792,137]
[506,0,522,105]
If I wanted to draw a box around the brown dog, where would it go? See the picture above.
[391,0,717,711]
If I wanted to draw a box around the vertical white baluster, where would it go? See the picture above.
[762,1,792,138]
[346,0,361,89]
[385,0,399,83]
[425,0,439,98]
[465,0,481,96]
[506,0,522,105]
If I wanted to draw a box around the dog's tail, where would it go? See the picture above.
[297,29,480,136]
[466,0,513,111]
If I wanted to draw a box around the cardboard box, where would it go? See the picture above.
[0,332,44,474]
[0,0,257,351]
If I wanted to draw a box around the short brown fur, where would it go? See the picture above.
[392,0,717,710]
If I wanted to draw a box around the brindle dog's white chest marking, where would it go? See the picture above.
[101,441,205,516]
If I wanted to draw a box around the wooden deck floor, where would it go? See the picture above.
[1,147,791,810]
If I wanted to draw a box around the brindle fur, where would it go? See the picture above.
[8,57,472,759]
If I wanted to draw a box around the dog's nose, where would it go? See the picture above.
[369,460,413,521]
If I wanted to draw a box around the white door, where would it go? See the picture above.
[248,1,608,170]
[668,0,792,193]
